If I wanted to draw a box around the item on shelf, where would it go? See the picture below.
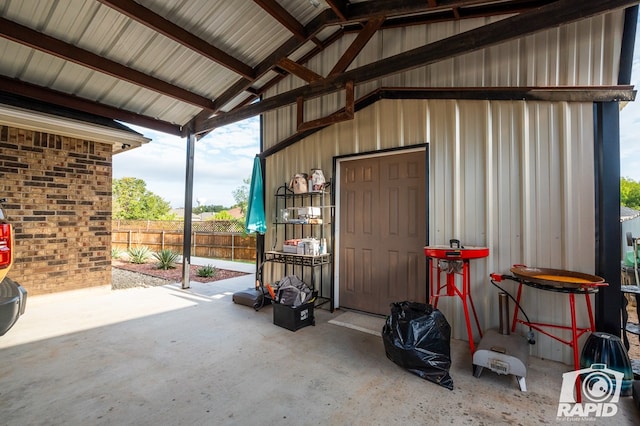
[289,173,308,194]
[301,237,320,256]
[271,181,334,312]
[298,206,321,218]
[283,239,302,253]
[280,207,322,224]
[286,211,307,224]
[309,169,326,192]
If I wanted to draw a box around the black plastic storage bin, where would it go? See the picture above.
[273,301,315,331]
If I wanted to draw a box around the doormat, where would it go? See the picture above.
[328,311,386,337]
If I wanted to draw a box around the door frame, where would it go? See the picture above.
[332,144,430,309]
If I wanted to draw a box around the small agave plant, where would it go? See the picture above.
[127,246,151,264]
[153,249,180,270]
[111,247,124,260]
[196,264,218,278]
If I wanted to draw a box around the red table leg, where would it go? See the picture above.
[428,259,482,354]
[511,282,523,333]
[509,284,598,403]
[569,293,582,403]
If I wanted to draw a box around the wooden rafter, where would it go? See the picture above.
[329,16,386,77]
[0,76,182,136]
[261,85,636,158]
[325,0,349,21]
[0,0,615,134]
[0,17,216,112]
[98,0,255,79]
[196,0,640,132]
[253,0,307,41]
[277,58,323,83]
[211,0,553,114]
[297,81,355,132]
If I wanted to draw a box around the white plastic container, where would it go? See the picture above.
[297,206,320,218]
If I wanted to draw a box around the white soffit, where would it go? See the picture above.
[0,103,150,151]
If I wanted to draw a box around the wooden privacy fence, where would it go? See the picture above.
[112,220,257,262]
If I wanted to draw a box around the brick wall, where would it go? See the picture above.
[0,125,112,295]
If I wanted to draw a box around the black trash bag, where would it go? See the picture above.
[382,301,453,390]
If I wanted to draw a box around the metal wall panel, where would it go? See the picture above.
[264,98,596,364]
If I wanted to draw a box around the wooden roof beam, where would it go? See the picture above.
[196,0,640,132]
[212,0,552,113]
[261,85,636,158]
[98,0,255,79]
[329,16,386,77]
[224,28,346,110]
[0,17,216,111]
[277,58,323,82]
[0,76,183,136]
[325,0,349,21]
[297,80,354,132]
[253,0,308,41]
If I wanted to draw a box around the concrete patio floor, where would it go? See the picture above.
[1,260,638,425]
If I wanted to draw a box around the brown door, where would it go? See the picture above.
[339,151,427,315]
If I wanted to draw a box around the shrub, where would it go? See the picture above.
[127,246,151,264]
[153,249,180,270]
[111,247,124,259]
[196,264,218,278]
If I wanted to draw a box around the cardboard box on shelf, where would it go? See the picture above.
[283,239,301,254]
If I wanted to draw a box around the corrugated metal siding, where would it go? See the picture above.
[264,11,625,149]
[264,98,596,364]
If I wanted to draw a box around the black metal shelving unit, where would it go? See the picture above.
[265,183,334,311]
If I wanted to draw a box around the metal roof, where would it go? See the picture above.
[0,0,637,137]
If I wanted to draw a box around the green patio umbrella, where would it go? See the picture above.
[245,155,266,234]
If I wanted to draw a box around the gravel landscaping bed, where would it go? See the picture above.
[111,260,250,290]
[111,267,173,290]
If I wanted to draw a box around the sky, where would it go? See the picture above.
[113,117,260,208]
[619,16,640,180]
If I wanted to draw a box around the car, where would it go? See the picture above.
[0,198,26,336]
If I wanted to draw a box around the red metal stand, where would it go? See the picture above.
[512,284,595,369]
[509,279,602,403]
[424,242,489,354]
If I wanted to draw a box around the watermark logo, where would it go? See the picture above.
[557,363,623,419]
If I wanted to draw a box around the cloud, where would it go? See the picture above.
[113,117,260,208]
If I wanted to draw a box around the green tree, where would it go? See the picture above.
[193,204,226,214]
[232,177,250,215]
[621,177,640,210]
[113,177,175,220]
[213,210,235,220]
